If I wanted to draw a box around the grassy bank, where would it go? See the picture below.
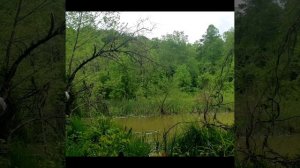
[66,114,234,157]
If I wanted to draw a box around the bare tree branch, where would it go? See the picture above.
[4,0,23,71]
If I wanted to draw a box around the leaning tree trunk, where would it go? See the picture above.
[159,92,169,115]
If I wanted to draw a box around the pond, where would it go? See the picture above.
[113,112,234,141]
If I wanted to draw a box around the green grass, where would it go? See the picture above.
[66,116,152,157]
[109,90,198,116]
[123,136,152,156]
[168,124,234,157]
[67,88,235,157]
[67,112,234,157]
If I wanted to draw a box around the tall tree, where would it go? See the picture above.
[197,24,224,64]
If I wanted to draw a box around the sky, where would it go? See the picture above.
[119,12,234,44]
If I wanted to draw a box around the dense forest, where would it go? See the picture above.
[66,12,234,157]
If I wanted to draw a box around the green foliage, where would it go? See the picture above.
[109,89,197,116]
[197,72,214,89]
[197,24,224,64]
[66,116,151,156]
[123,136,152,157]
[105,63,138,100]
[65,13,235,158]
[169,124,234,157]
[66,19,234,116]
[174,64,192,92]
[110,98,158,116]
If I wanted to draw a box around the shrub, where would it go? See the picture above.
[66,116,152,157]
[169,124,234,157]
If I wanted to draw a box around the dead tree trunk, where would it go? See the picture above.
[159,92,169,115]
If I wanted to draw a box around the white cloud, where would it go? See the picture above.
[119,12,234,44]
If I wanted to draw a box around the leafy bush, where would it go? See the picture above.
[169,124,234,157]
[66,116,151,156]
[124,136,151,156]
[110,99,158,116]
[174,64,192,92]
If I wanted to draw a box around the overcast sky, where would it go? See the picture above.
[119,12,234,44]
